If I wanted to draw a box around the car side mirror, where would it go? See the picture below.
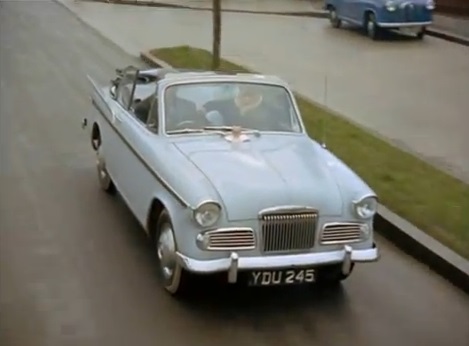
[110,85,117,99]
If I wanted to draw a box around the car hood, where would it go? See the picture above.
[172,134,343,221]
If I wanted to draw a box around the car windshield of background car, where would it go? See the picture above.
[163,82,302,133]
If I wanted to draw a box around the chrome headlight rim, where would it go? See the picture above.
[353,194,378,220]
[426,0,436,10]
[192,200,222,228]
[385,0,397,11]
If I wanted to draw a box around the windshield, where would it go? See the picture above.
[163,81,302,134]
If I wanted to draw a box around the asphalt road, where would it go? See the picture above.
[0,2,468,346]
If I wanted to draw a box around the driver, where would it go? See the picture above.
[203,85,274,130]
[165,87,207,130]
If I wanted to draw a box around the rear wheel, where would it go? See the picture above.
[328,6,341,28]
[96,146,116,195]
[154,209,191,296]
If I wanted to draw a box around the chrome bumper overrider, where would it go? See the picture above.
[176,244,379,283]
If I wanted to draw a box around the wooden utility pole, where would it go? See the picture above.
[212,0,221,70]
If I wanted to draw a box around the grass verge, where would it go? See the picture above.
[149,45,469,259]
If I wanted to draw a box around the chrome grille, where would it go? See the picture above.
[261,212,317,253]
[403,3,418,21]
[320,223,365,245]
[206,228,255,250]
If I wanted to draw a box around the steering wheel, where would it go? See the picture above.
[174,120,197,129]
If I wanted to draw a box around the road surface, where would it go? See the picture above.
[58,0,469,184]
[0,2,468,346]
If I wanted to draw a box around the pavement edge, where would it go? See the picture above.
[97,0,469,46]
[141,50,469,294]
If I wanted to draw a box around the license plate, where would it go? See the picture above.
[248,268,315,286]
[400,27,420,35]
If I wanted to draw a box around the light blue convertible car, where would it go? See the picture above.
[84,66,380,296]
[325,0,435,40]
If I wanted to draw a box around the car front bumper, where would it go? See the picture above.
[377,21,432,28]
[176,243,379,283]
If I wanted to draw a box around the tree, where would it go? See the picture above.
[212,0,221,70]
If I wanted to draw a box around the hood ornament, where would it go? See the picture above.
[225,126,250,143]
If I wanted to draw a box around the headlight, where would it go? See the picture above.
[426,0,435,10]
[193,201,221,227]
[385,0,396,11]
[353,195,378,219]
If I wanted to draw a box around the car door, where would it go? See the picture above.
[347,0,366,23]
[109,67,145,213]
[88,74,124,193]
[113,72,161,223]
[337,0,353,18]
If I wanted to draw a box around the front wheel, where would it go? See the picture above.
[365,13,380,40]
[154,210,191,296]
[328,6,342,28]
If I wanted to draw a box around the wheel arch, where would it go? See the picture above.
[363,8,377,25]
[145,195,184,240]
[146,197,166,241]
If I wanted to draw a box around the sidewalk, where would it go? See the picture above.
[432,13,469,38]
[60,0,469,184]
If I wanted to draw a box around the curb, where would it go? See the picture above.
[140,51,172,68]
[140,50,469,294]
[426,28,469,46]
[375,206,469,294]
[93,0,469,46]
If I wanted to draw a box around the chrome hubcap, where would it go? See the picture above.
[157,224,177,281]
[98,164,107,179]
[367,20,374,36]
[96,149,110,188]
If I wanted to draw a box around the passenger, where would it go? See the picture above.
[165,87,207,130]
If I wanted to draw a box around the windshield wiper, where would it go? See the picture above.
[166,128,205,134]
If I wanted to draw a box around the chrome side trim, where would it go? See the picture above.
[176,244,380,274]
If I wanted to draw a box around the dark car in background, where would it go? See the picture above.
[325,0,436,40]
